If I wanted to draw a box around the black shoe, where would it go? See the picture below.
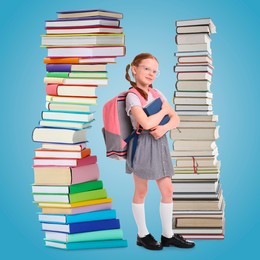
[137,234,163,250]
[161,234,195,248]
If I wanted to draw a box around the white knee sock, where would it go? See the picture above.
[132,203,149,237]
[160,202,174,238]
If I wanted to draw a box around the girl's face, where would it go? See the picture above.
[132,58,159,87]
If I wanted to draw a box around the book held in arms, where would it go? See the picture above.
[171,18,225,240]
[32,9,127,249]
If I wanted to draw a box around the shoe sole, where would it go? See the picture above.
[161,243,195,248]
[137,242,163,250]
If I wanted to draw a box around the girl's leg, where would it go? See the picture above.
[132,174,149,237]
[156,177,173,238]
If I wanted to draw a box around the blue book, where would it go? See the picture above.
[38,209,117,224]
[143,97,170,125]
[45,239,128,249]
[42,219,120,234]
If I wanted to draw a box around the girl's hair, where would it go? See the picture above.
[125,53,158,100]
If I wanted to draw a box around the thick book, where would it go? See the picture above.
[41,34,125,47]
[32,127,87,144]
[38,209,116,224]
[33,163,99,185]
[46,84,97,97]
[44,228,123,242]
[45,239,128,249]
[41,218,120,234]
[143,97,170,125]
[47,46,126,58]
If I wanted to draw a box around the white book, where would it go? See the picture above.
[171,147,218,157]
[173,140,217,151]
[175,51,211,57]
[39,120,92,130]
[178,55,213,64]
[177,111,213,116]
[175,105,213,111]
[41,142,87,151]
[174,65,213,74]
[176,25,210,34]
[46,27,123,35]
[46,95,98,105]
[176,80,211,92]
[46,102,91,112]
[172,181,219,193]
[176,18,216,33]
[45,18,120,28]
[178,115,218,122]
[177,121,217,127]
[42,111,94,123]
[176,33,211,45]
[170,126,219,140]
[175,157,219,167]
[177,72,212,81]
[47,46,125,57]
[174,92,213,98]
[172,173,219,180]
[174,97,212,105]
[41,34,125,46]
[44,77,108,86]
[177,43,211,54]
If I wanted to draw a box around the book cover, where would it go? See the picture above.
[143,97,170,125]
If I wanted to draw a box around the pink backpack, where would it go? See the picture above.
[102,87,161,160]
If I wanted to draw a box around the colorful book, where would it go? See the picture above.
[38,209,116,224]
[143,97,170,125]
[46,64,106,72]
[33,154,97,167]
[34,147,91,159]
[41,201,112,215]
[46,71,107,78]
[42,219,120,233]
[46,84,97,97]
[33,188,107,203]
[46,95,98,105]
[33,180,103,194]
[43,57,116,64]
[33,163,99,185]
[45,228,123,243]
[45,239,128,249]
[56,9,123,19]
[32,127,87,144]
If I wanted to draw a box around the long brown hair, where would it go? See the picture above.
[125,53,159,100]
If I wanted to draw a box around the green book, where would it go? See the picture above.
[33,188,107,204]
[46,71,107,78]
[45,228,124,243]
[32,180,103,195]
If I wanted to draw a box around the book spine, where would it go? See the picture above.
[46,64,72,72]
[46,84,59,96]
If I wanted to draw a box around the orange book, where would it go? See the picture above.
[44,56,116,64]
[34,147,91,159]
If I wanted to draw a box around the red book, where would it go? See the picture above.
[33,155,97,167]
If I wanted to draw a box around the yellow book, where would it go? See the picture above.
[38,198,112,208]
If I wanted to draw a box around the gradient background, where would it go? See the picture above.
[1,0,259,259]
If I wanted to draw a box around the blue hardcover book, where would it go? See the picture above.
[143,97,170,125]
[42,219,120,234]
[45,239,128,249]
[38,209,117,224]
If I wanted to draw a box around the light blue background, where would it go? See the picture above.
[1,0,259,259]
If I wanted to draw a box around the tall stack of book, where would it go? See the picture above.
[170,18,225,239]
[32,9,127,250]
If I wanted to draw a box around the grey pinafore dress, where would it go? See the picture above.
[125,89,174,180]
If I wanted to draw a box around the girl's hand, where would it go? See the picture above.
[161,101,172,115]
[150,125,167,140]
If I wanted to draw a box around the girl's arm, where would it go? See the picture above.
[150,101,180,139]
[130,102,171,130]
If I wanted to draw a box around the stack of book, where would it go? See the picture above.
[170,18,225,239]
[32,9,127,250]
